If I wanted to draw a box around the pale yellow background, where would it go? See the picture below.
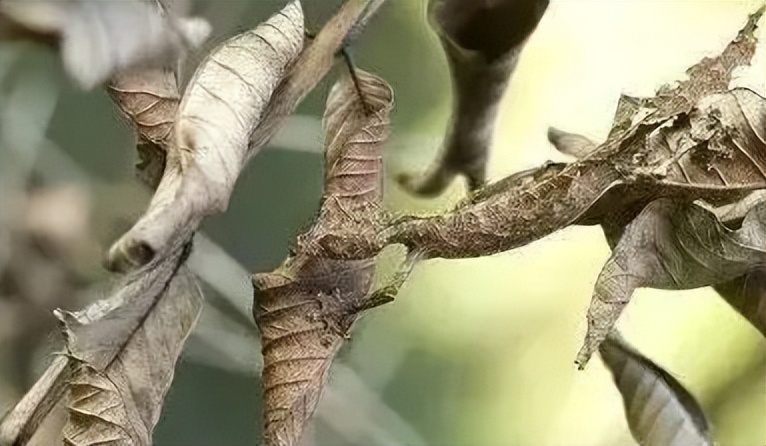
[387,1,766,445]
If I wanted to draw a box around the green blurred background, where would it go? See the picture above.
[1,1,764,445]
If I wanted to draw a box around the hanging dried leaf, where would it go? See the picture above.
[61,266,202,446]
[106,0,305,272]
[0,0,210,89]
[707,193,766,334]
[108,67,181,188]
[0,246,203,446]
[398,0,549,196]
[175,0,304,192]
[253,70,393,446]
[108,67,180,150]
[600,332,712,446]
[577,197,766,367]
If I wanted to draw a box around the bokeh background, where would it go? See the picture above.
[1,1,764,445]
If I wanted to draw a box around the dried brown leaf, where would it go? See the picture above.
[398,0,549,196]
[108,67,180,188]
[645,5,764,124]
[297,70,394,259]
[106,1,305,272]
[108,67,180,150]
[61,265,202,446]
[253,70,393,446]
[0,247,203,446]
[600,332,712,446]
[577,198,766,367]
[710,191,766,337]
[0,0,210,89]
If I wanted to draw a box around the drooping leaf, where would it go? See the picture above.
[0,246,203,446]
[253,69,393,446]
[397,0,549,196]
[108,67,180,188]
[60,265,202,446]
[600,332,713,446]
[577,198,766,367]
[106,0,305,272]
[710,193,766,337]
[0,0,210,89]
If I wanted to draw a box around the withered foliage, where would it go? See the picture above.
[0,244,201,446]
[107,0,305,272]
[2,1,383,445]
[2,1,765,446]
[576,87,766,366]
[253,70,392,446]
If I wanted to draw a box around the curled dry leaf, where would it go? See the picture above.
[61,265,202,446]
[541,112,766,366]
[108,67,180,188]
[253,70,393,446]
[174,0,304,205]
[108,67,180,151]
[0,0,210,89]
[398,0,549,196]
[706,192,766,337]
[106,0,305,272]
[0,245,203,446]
[577,197,766,367]
[600,332,712,446]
